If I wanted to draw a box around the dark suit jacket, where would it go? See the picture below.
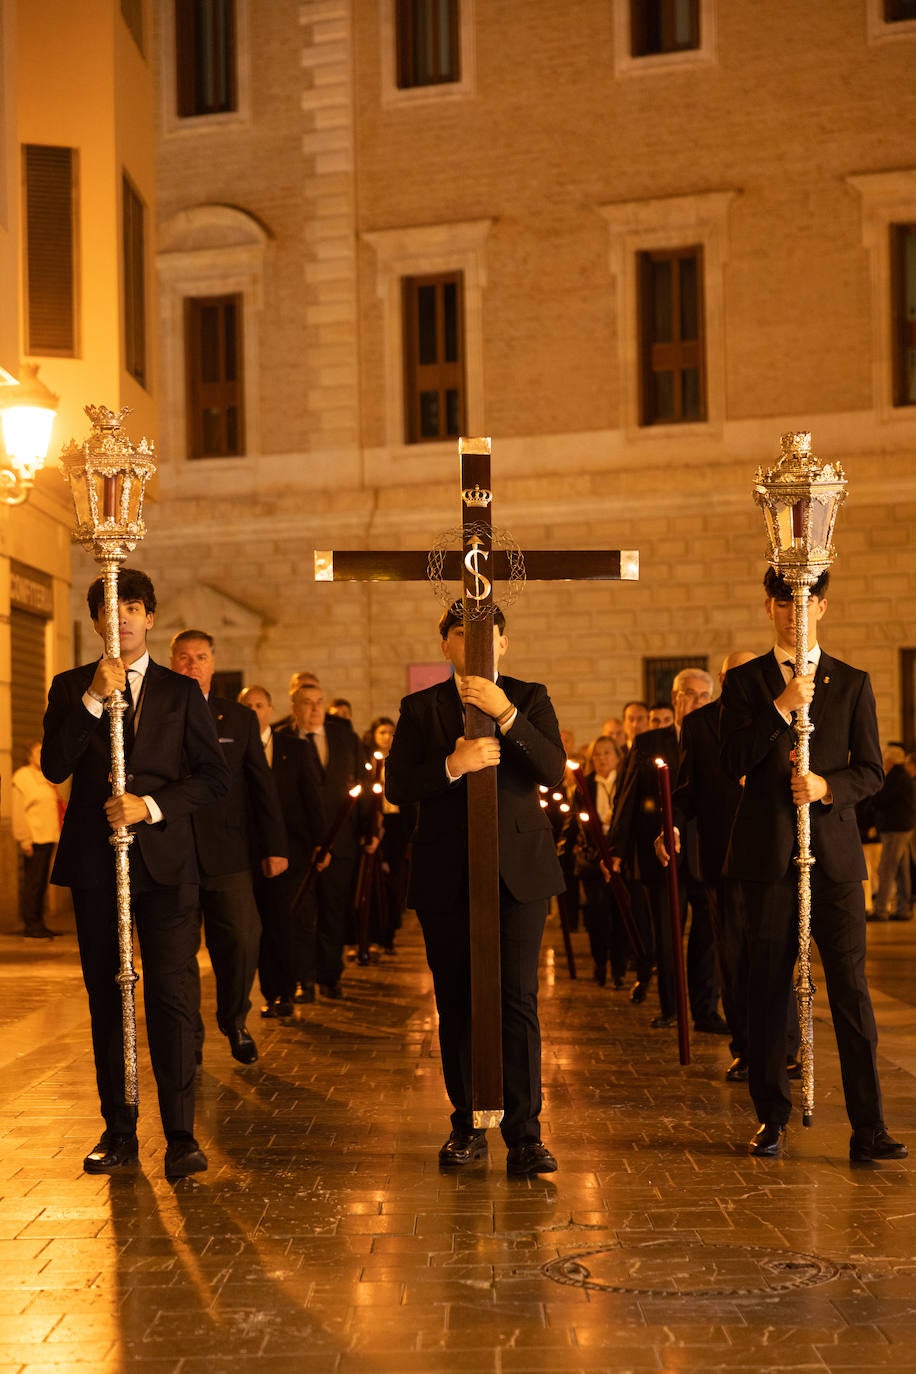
[873,763,916,833]
[720,650,883,884]
[192,696,288,879]
[673,700,742,885]
[277,714,365,860]
[608,724,679,882]
[268,731,325,869]
[42,659,230,889]
[385,673,566,909]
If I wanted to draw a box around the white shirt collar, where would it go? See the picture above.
[125,650,150,681]
[773,644,821,669]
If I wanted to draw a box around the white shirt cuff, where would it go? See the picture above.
[82,691,104,718]
[143,795,163,825]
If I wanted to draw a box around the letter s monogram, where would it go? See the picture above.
[464,537,491,603]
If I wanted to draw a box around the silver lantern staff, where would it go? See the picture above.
[59,405,157,1106]
[753,431,847,1127]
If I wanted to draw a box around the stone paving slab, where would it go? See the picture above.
[0,914,915,1371]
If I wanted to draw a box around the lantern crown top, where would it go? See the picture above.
[755,430,847,494]
[753,430,847,585]
[85,403,131,434]
[58,402,157,561]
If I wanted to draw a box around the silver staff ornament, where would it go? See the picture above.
[754,430,847,1126]
[59,405,157,1105]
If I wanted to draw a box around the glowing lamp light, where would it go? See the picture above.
[0,364,59,505]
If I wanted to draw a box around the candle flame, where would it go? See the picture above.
[348,784,362,798]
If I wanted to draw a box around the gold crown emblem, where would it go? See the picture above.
[462,484,492,509]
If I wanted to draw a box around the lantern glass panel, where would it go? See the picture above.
[810,498,832,548]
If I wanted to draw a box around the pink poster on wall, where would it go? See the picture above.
[407,662,452,694]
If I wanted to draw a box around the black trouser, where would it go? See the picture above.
[712,876,749,1057]
[744,871,883,1129]
[316,853,357,986]
[684,877,720,1024]
[254,863,313,1002]
[645,874,720,1022]
[19,842,55,929]
[196,870,261,1033]
[581,872,630,983]
[72,862,200,1139]
[417,889,547,1147]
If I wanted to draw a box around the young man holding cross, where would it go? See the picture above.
[385,601,567,1176]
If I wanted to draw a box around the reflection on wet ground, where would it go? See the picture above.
[0,910,914,1372]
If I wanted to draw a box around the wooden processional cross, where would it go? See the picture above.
[315,437,638,1128]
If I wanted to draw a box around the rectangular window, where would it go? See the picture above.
[121,0,144,52]
[885,0,916,20]
[23,144,78,355]
[123,175,147,387]
[638,246,706,424]
[403,273,465,443]
[185,294,245,458]
[396,0,460,88]
[631,0,699,56]
[175,0,237,117]
[891,224,916,406]
[644,655,707,707]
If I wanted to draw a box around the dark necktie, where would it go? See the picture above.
[306,731,323,774]
[124,672,137,751]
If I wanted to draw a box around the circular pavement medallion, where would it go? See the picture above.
[542,1239,840,1299]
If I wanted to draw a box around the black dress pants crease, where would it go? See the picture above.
[255,863,314,1002]
[72,860,200,1139]
[19,842,55,929]
[197,869,261,1033]
[417,888,547,1147]
[744,870,883,1129]
[316,853,357,986]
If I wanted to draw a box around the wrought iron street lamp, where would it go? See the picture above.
[0,364,59,505]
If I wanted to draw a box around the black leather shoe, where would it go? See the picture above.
[785,1057,802,1080]
[164,1139,208,1181]
[438,1129,488,1166]
[849,1127,908,1162]
[630,981,649,1004]
[650,1014,677,1028]
[261,998,294,1019]
[319,983,343,1000]
[294,984,315,1003]
[506,1141,558,1176]
[83,1131,139,1174]
[24,924,56,939]
[227,1026,258,1064]
[592,963,607,986]
[694,1013,731,1035]
[749,1122,786,1157]
[612,976,626,990]
[725,1056,749,1082]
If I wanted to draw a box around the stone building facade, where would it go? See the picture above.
[131,0,916,746]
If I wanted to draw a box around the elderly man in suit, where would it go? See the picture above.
[385,602,566,1177]
[721,567,907,1162]
[237,685,326,1015]
[41,569,230,1180]
[609,667,726,1034]
[276,682,369,999]
[170,632,288,1066]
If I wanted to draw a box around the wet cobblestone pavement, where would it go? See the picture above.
[0,909,915,1373]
